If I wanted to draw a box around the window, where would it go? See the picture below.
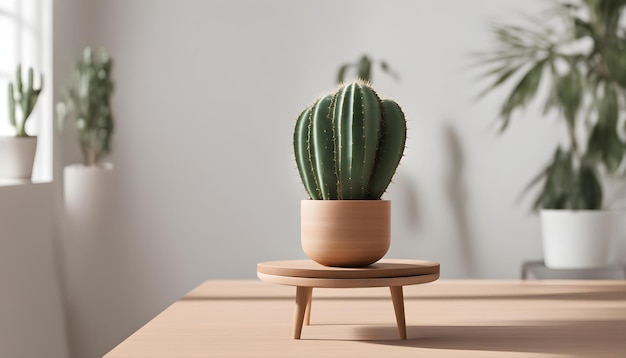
[0,0,52,182]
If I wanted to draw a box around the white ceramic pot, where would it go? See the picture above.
[0,136,37,179]
[64,163,114,236]
[540,209,616,269]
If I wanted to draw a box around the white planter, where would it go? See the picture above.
[540,210,617,269]
[0,136,37,179]
[63,163,114,236]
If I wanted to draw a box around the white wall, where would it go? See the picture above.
[51,0,626,357]
[0,1,71,357]
[91,0,555,281]
[0,184,68,358]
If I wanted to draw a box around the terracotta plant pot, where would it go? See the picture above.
[301,200,390,267]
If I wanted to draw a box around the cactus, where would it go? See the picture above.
[7,65,44,137]
[294,81,407,200]
[57,47,114,166]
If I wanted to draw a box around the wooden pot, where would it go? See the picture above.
[301,200,390,267]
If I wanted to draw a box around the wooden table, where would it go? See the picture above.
[521,260,626,280]
[256,259,440,339]
[104,280,626,358]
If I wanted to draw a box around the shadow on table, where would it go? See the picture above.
[356,321,626,356]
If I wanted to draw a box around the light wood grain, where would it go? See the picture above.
[293,286,312,339]
[257,272,440,288]
[257,259,440,279]
[304,288,312,325]
[389,286,406,339]
[301,200,390,267]
[258,260,440,339]
[104,280,626,358]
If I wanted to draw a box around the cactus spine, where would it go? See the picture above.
[7,65,44,137]
[57,47,114,166]
[294,81,406,200]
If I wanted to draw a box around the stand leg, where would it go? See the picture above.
[390,286,407,339]
[293,286,312,339]
[304,287,313,325]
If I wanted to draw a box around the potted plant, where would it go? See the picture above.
[57,47,114,167]
[477,0,626,268]
[0,65,43,179]
[57,47,115,227]
[294,80,407,267]
[336,54,399,84]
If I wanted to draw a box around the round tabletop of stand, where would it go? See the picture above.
[257,259,440,288]
[256,259,440,339]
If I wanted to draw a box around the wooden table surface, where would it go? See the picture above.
[104,280,626,358]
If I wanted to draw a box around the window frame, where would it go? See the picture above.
[0,0,53,183]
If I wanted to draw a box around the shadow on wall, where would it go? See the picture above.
[391,171,420,233]
[443,123,476,276]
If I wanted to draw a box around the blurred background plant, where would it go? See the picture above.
[336,54,400,84]
[57,47,114,166]
[477,0,626,210]
[8,65,43,137]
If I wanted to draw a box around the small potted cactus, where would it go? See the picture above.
[0,65,44,179]
[294,80,407,267]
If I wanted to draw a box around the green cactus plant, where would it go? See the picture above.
[57,47,114,166]
[294,81,407,200]
[7,65,44,137]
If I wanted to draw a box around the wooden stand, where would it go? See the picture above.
[257,259,440,339]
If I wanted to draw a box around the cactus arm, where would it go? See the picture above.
[8,83,16,128]
[345,83,380,199]
[359,85,382,198]
[28,66,34,92]
[16,64,23,94]
[15,66,24,135]
[311,94,339,200]
[368,99,407,199]
[21,68,35,131]
[294,106,322,199]
[334,83,356,199]
[31,74,44,116]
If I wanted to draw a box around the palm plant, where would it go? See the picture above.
[477,0,626,210]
